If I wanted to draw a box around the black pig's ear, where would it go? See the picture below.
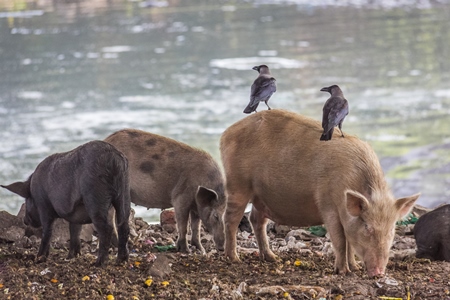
[1,181,31,199]
[195,186,218,207]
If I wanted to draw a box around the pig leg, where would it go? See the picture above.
[89,206,113,267]
[174,205,190,252]
[249,205,277,261]
[224,192,250,262]
[324,216,350,274]
[37,217,56,262]
[67,223,82,259]
[93,219,113,267]
[347,242,360,271]
[114,205,130,264]
[190,210,205,253]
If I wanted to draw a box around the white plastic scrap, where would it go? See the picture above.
[378,276,399,286]
[40,268,51,275]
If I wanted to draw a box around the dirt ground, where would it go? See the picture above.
[1,215,450,300]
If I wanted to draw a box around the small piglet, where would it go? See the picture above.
[220,109,420,277]
[2,140,131,266]
[105,129,226,253]
[414,204,450,261]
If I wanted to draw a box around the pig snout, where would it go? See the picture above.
[367,266,385,278]
[214,233,225,251]
[365,258,387,278]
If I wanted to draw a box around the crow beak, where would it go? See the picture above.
[252,66,259,71]
[320,87,329,92]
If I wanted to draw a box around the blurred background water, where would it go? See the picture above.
[0,0,449,222]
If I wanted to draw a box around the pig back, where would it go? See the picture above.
[220,109,387,227]
[105,129,225,209]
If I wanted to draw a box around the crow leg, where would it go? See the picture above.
[265,101,271,110]
[338,122,345,137]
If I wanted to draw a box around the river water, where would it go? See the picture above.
[1,0,449,222]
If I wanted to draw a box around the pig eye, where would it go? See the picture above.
[364,223,374,234]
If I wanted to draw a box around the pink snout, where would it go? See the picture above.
[367,266,385,278]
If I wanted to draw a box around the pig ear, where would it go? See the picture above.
[1,181,31,199]
[395,193,420,219]
[345,190,370,217]
[196,186,218,207]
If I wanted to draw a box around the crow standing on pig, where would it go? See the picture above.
[243,65,277,113]
[1,141,131,267]
[320,85,349,141]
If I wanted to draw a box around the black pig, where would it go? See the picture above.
[414,204,450,261]
[1,140,131,266]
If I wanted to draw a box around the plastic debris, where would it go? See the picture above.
[50,278,58,283]
[307,226,327,237]
[146,253,157,262]
[161,281,170,287]
[378,277,399,286]
[82,275,90,282]
[396,213,418,226]
[106,294,115,300]
[154,245,176,252]
[232,282,247,299]
[40,268,51,275]
[144,278,153,287]
[294,260,301,267]
[134,261,141,267]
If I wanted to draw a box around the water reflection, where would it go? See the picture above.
[0,0,450,221]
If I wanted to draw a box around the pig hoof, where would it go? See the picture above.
[115,259,127,266]
[116,254,129,265]
[261,252,278,262]
[66,252,80,260]
[226,253,241,262]
[334,267,351,275]
[349,263,361,272]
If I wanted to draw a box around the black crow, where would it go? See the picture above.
[320,85,349,141]
[243,65,276,114]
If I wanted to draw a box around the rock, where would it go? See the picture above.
[149,254,172,279]
[0,225,25,242]
[160,209,175,225]
[0,210,25,242]
[160,210,176,233]
[135,218,150,230]
[273,224,291,235]
[0,210,24,228]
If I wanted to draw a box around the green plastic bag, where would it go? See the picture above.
[307,225,327,237]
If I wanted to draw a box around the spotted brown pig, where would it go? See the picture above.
[105,129,226,253]
[220,109,420,277]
